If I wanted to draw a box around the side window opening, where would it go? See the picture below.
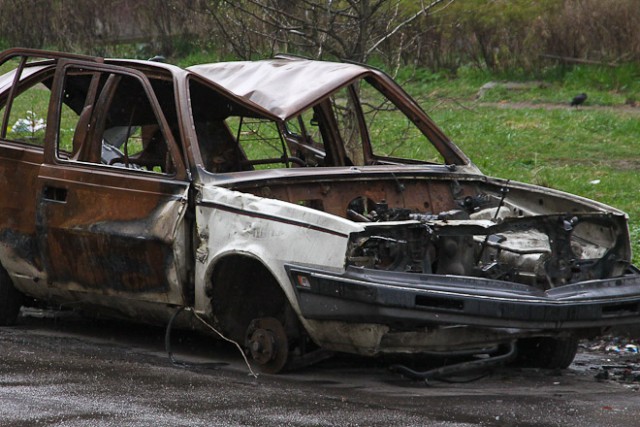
[58,68,176,174]
[228,116,303,170]
[190,78,302,172]
[195,119,249,173]
[190,78,344,173]
[0,70,55,147]
[197,114,303,172]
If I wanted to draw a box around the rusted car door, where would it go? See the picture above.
[0,65,53,281]
[36,61,191,305]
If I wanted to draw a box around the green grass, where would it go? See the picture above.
[394,70,640,264]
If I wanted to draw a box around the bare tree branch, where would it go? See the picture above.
[365,0,453,57]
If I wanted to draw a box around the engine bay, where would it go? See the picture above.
[232,173,630,290]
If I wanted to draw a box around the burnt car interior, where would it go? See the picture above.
[57,67,179,174]
[189,76,446,173]
[0,56,182,175]
[190,78,306,172]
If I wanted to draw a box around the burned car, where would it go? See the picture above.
[1,48,639,376]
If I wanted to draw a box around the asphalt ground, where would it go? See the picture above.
[0,309,638,427]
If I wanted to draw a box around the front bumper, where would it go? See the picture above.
[286,265,640,330]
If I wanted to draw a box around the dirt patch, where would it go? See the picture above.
[477,100,640,115]
[535,157,640,170]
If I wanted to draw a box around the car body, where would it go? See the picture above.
[1,48,639,374]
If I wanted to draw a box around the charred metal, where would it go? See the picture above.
[347,211,626,288]
[0,48,639,375]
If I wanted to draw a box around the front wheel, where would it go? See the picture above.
[245,317,289,374]
[0,266,24,326]
[514,337,579,369]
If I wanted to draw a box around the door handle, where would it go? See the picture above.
[43,186,68,202]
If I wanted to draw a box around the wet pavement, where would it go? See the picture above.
[0,309,638,426]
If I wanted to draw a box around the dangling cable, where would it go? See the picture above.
[164,306,258,378]
[165,306,189,367]
[190,309,259,379]
[390,341,517,384]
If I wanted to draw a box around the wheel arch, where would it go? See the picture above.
[204,252,301,343]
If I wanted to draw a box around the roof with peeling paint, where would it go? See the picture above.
[189,57,375,120]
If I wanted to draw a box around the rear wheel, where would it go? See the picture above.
[515,337,579,369]
[0,266,24,326]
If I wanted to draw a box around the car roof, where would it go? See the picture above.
[0,50,377,122]
[0,65,50,94]
[188,57,376,120]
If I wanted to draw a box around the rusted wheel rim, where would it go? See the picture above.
[246,317,288,374]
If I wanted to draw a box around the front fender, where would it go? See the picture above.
[192,185,362,317]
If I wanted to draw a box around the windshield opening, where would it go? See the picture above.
[189,75,446,174]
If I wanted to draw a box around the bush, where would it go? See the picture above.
[2,0,640,74]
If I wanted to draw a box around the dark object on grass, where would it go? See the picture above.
[571,93,588,107]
